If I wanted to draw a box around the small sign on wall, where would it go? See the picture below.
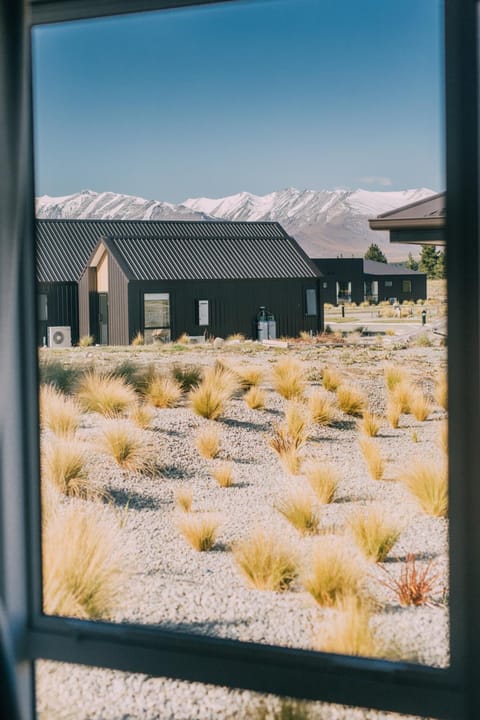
[198,299,209,326]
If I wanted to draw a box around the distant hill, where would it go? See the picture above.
[36,186,435,260]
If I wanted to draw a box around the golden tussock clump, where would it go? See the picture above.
[41,439,90,497]
[308,390,335,425]
[233,528,297,591]
[189,366,237,420]
[435,372,448,411]
[276,487,319,535]
[212,462,234,488]
[176,513,220,551]
[347,506,402,562]
[409,390,432,422]
[401,461,448,517]
[76,371,137,417]
[384,364,408,392]
[244,386,266,410]
[39,384,81,438]
[386,398,402,429]
[175,487,193,513]
[146,375,182,408]
[235,365,264,390]
[359,437,385,481]
[271,357,306,400]
[129,403,155,430]
[390,381,412,414]
[336,385,367,417]
[322,366,342,392]
[304,462,339,504]
[101,421,156,474]
[302,538,365,607]
[195,424,221,459]
[357,411,381,437]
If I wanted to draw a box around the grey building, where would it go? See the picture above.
[368,192,445,246]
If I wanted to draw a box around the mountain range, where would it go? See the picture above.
[36,186,435,261]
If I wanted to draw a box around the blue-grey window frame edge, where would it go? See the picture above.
[0,0,478,717]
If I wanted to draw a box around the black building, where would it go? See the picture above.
[368,192,445,246]
[313,257,427,305]
[36,218,322,345]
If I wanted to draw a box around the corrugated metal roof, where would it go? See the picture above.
[36,218,318,282]
[363,259,425,276]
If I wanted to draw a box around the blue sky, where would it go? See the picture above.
[32,0,444,203]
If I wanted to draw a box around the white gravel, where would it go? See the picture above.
[36,337,448,719]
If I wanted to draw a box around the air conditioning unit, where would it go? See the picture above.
[48,326,71,348]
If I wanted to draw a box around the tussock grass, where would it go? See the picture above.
[322,366,342,392]
[189,367,237,420]
[43,504,124,619]
[401,461,448,517]
[146,375,182,408]
[316,596,395,659]
[391,381,412,414]
[176,513,219,551]
[308,390,335,425]
[269,409,308,475]
[359,437,385,480]
[102,421,154,474]
[129,403,155,430]
[212,462,234,488]
[244,386,266,410]
[285,402,310,446]
[357,411,381,437]
[39,359,83,394]
[42,439,90,497]
[110,361,156,396]
[235,365,264,389]
[410,391,432,421]
[175,488,193,513]
[435,373,448,410]
[348,507,402,562]
[176,332,191,345]
[304,462,339,504]
[271,357,306,400]
[40,384,80,437]
[384,365,408,392]
[233,529,297,591]
[131,331,144,346]
[276,487,319,535]
[172,364,203,391]
[77,371,137,417]
[196,424,221,459]
[336,384,367,417]
[41,478,61,524]
[302,539,364,607]
[78,335,94,347]
[386,398,402,429]
[439,421,448,455]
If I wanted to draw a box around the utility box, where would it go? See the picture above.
[257,307,276,341]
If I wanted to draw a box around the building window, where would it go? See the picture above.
[402,280,412,293]
[336,281,351,302]
[38,293,48,321]
[323,281,328,289]
[198,299,209,326]
[385,280,393,287]
[305,288,317,316]
[144,292,170,343]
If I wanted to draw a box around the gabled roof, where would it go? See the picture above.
[368,192,445,230]
[363,259,424,276]
[36,218,319,283]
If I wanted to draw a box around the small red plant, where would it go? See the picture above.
[378,553,441,607]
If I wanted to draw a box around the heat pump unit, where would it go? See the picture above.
[48,326,71,348]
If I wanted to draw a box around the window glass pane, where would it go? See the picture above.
[33,0,447,674]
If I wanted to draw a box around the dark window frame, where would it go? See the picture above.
[1,0,478,718]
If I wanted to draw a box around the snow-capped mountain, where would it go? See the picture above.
[36,187,436,260]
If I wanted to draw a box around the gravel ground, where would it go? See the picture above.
[36,335,448,719]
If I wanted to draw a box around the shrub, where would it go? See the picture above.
[358,437,385,480]
[337,384,367,417]
[357,411,381,437]
[175,488,193,513]
[146,375,182,408]
[435,373,448,410]
[308,390,335,425]
[276,487,319,535]
[129,403,155,430]
[384,365,408,392]
[78,334,94,347]
[77,371,137,417]
[401,461,448,517]
[131,331,144,346]
[347,507,402,562]
[379,553,441,606]
[42,504,124,619]
[212,462,234,488]
[102,421,154,474]
[41,439,90,497]
[304,462,339,504]
[189,367,236,420]
[39,384,80,437]
[244,386,266,410]
[176,513,219,551]
[271,357,306,400]
[233,529,297,591]
[39,359,83,394]
[410,391,432,421]
[172,363,203,391]
[302,539,364,607]
[386,398,401,429]
[322,366,342,392]
[196,424,221,459]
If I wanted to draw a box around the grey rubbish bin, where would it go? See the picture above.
[257,307,276,340]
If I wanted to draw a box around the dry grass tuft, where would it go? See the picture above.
[302,538,364,607]
[43,504,124,619]
[322,367,342,392]
[212,462,234,488]
[233,529,297,591]
[285,402,310,444]
[244,386,266,410]
[410,391,432,422]
[102,421,155,474]
[390,381,412,414]
[196,424,221,459]
[379,553,441,606]
[347,507,402,562]
[131,331,144,346]
[386,398,402,429]
[176,513,219,551]
[40,384,81,437]
[189,367,237,420]
[358,411,381,437]
[235,365,264,389]
[171,364,203,392]
[384,365,408,392]
[269,407,309,475]
[308,390,335,425]
[175,487,193,513]
[438,421,448,455]
[146,375,182,408]
[304,462,339,504]
[336,384,367,417]
[276,487,319,535]
[78,334,94,347]
[129,403,155,430]
[435,373,448,411]
[316,596,395,659]
[358,437,385,480]
[77,371,137,417]
[401,461,448,517]
[41,439,90,497]
[271,357,306,400]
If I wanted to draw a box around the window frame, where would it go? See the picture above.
[0,0,478,718]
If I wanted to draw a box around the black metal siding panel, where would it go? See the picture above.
[108,253,129,345]
[373,275,428,303]
[37,282,79,344]
[78,271,91,339]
